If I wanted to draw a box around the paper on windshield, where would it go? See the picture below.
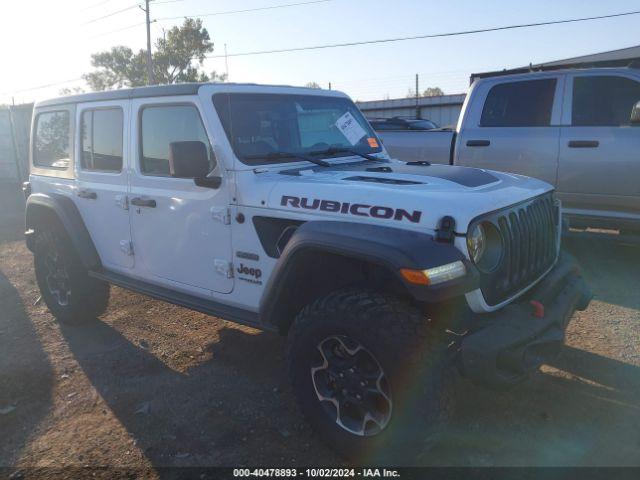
[335,112,367,146]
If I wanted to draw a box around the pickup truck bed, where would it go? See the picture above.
[379,129,454,166]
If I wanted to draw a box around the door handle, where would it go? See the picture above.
[130,197,156,208]
[77,189,97,200]
[568,140,599,148]
[466,139,490,147]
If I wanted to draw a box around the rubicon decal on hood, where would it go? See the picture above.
[281,195,422,223]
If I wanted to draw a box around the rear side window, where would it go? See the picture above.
[480,79,557,127]
[34,111,70,168]
[81,108,123,172]
[572,76,640,126]
[140,105,214,176]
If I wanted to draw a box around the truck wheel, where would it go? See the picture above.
[33,225,109,324]
[287,289,453,461]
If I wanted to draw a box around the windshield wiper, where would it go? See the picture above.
[309,146,380,163]
[244,151,330,167]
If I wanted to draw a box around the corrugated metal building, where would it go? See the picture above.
[0,103,33,184]
[356,93,465,127]
[0,109,19,183]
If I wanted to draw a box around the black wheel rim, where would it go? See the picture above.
[310,335,392,437]
[43,247,71,307]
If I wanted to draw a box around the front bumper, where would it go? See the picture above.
[459,253,592,389]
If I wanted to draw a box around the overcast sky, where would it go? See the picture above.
[1,0,639,104]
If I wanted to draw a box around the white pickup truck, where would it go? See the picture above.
[376,67,640,233]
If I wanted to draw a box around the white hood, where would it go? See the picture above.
[236,159,554,234]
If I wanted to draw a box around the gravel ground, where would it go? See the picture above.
[1,185,639,474]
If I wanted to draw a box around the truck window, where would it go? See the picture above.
[140,105,214,177]
[480,79,556,127]
[34,111,70,169]
[572,76,640,126]
[81,108,123,172]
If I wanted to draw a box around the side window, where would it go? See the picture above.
[140,105,214,176]
[34,111,70,168]
[81,108,123,172]
[572,76,640,126]
[480,79,557,127]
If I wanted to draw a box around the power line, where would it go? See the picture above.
[1,78,84,96]
[82,2,140,25]
[206,9,640,58]
[80,0,116,11]
[156,0,331,21]
[90,21,148,38]
[81,0,115,11]
[88,0,328,37]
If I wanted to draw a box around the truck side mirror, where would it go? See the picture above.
[631,101,640,125]
[168,141,211,178]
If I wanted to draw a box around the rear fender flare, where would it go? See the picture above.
[25,193,101,270]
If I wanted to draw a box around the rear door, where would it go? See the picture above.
[456,75,564,186]
[75,101,133,270]
[557,73,640,221]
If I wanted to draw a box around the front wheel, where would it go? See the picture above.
[287,290,453,461]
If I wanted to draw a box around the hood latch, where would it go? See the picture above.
[436,216,456,243]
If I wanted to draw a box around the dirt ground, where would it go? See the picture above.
[1,184,640,473]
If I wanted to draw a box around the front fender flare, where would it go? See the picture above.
[259,221,478,327]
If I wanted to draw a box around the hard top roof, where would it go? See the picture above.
[35,82,338,108]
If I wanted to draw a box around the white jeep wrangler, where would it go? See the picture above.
[24,83,591,459]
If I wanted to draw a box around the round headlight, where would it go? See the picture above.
[467,224,486,264]
[467,222,503,273]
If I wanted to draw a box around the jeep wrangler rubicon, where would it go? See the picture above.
[24,83,591,459]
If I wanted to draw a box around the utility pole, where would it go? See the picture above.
[224,44,229,80]
[415,73,420,119]
[143,0,155,85]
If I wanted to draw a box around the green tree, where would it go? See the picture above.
[422,86,444,97]
[406,86,445,98]
[83,18,226,91]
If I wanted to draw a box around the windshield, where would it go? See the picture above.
[213,93,383,166]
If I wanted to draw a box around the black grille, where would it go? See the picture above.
[474,193,558,306]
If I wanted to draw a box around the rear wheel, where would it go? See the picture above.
[287,289,453,461]
[34,224,109,324]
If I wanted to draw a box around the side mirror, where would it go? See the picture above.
[168,141,211,178]
[631,101,640,125]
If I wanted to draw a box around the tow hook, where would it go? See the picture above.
[529,300,545,319]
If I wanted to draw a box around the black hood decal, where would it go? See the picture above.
[387,164,498,188]
[280,161,499,188]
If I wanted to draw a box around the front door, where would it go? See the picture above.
[456,76,564,186]
[128,98,233,295]
[75,101,133,270]
[558,73,640,219]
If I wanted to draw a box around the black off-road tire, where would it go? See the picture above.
[287,289,453,463]
[33,222,110,324]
